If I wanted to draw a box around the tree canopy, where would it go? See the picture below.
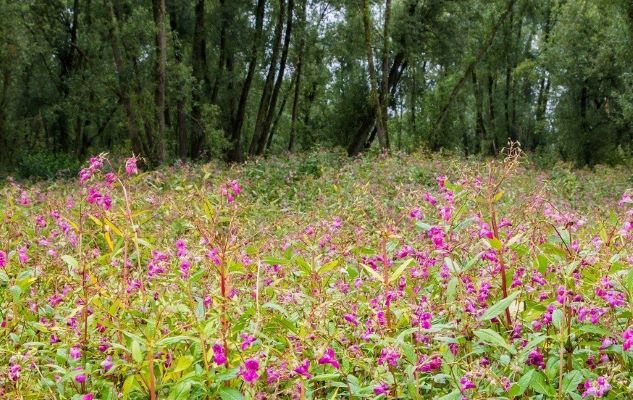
[1,0,632,175]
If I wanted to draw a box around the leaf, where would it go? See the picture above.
[436,390,461,400]
[530,372,556,397]
[389,258,414,283]
[446,277,458,302]
[362,264,383,281]
[494,190,505,202]
[318,259,339,275]
[122,375,137,396]
[103,217,123,236]
[104,231,114,251]
[218,388,245,400]
[562,370,584,394]
[508,369,535,397]
[61,255,79,270]
[488,238,503,250]
[173,356,193,373]
[473,329,514,353]
[131,340,143,364]
[479,291,520,321]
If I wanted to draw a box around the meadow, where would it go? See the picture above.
[2,149,633,399]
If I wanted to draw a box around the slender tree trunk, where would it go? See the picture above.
[250,0,286,156]
[362,0,387,150]
[229,0,266,162]
[267,74,296,153]
[472,68,487,154]
[288,0,306,151]
[191,0,209,158]
[152,0,167,164]
[256,0,294,155]
[169,6,187,160]
[487,74,498,154]
[380,0,392,148]
[105,0,145,158]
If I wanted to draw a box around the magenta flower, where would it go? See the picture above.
[125,157,138,175]
[18,247,28,264]
[318,348,340,369]
[377,347,400,367]
[374,382,390,395]
[460,376,475,391]
[0,250,6,268]
[240,333,257,350]
[8,362,21,381]
[75,372,87,384]
[212,343,227,365]
[527,348,545,369]
[238,358,260,383]
[582,376,611,398]
[101,355,113,371]
[70,345,82,360]
[294,359,312,378]
[83,394,94,400]
[623,328,633,351]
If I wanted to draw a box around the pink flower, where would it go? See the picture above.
[18,247,28,264]
[623,328,633,351]
[240,333,257,350]
[239,358,260,383]
[212,343,227,365]
[0,250,6,268]
[374,382,390,396]
[318,348,340,369]
[527,348,545,369]
[377,347,400,367]
[101,355,113,371]
[19,191,30,205]
[294,359,312,378]
[70,345,82,360]
[83,394,94,400]
[125,157,138,175]
[460,376,475,390]
[75,372,87,384]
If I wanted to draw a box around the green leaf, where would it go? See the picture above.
[218,388,245,400]
[362,264,383,281]
[488,238,503,250]
[389,258,414,283]
[131,340,143,364]
[508,369,535,397]
[318,259,339,275]
[562,370,584,394]
[436,390,461,400]
[530,372,556,397]
[173,355,194,373]
[61,255,79,270]
[479,291,520,321]
[473,329,514,353]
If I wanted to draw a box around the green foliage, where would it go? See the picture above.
[15,151,82,180]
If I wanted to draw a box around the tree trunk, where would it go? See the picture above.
[152,0,167,164]
[250,0,287,156]
[288,0,305,152]
[105,0,146,159]
[191,0,209,158]
[362,0,387,150]
[472,68,487,153]
[168,5,188,160]
[229,0,266,162]
[380,0,392,148]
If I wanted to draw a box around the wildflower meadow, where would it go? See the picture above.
[2,149,633,399]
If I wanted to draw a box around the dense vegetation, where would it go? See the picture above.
[2,150,633,398]
[1,0,633,177]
